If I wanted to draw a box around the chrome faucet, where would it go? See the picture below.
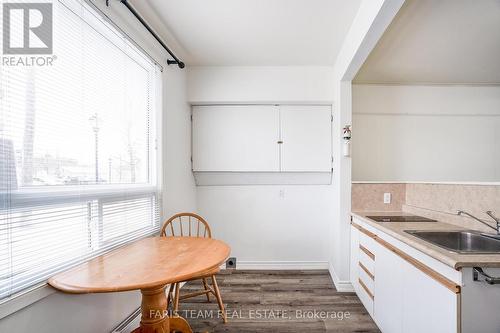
[486,211,500,225]
[457,210,500,235]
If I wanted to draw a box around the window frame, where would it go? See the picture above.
[0,0,165,312]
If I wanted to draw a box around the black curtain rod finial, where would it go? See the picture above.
[167,60,185,68]
[119,0,184,69]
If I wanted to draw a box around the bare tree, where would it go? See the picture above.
[126,123,139,183]
[22,68,36,186]
[89,113,100,183]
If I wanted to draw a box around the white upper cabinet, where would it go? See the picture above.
[191,104,332,185]
[192,105,280,172]
[280,105,332,172]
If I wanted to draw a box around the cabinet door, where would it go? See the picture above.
[192,105,280,172]
[375,238,458,333]
[402,262,458,333]
[374,241,403,333]
[280,105,332,172]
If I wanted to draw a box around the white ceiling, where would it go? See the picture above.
[354,0,500,84]
[143,0,362,66]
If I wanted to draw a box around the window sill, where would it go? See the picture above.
[0,229,160,320]
[0,283,56,320]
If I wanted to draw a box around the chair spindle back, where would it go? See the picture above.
[160,212,212,238]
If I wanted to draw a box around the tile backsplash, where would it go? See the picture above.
[351,183,406,212]
[352,182,500,233]
[404,183,500,232]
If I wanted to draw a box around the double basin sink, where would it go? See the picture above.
[406,230,500,254]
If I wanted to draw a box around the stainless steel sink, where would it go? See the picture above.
[405,230,500,254]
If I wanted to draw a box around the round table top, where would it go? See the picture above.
[48,237,231,293]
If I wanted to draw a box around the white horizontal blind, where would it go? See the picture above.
[0,0,162,300]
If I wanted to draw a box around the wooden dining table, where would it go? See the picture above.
[48,236,231,333]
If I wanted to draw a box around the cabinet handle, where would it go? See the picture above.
[277,140,283,144]
[359,245,375,260]
[358,278,374,300]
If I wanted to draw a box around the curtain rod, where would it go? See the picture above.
[111,0,185,69]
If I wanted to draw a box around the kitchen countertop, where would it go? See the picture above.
[352,211,500,269]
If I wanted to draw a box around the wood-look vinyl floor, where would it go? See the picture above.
[176,270,380,333]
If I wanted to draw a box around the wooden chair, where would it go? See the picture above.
[161,212,227,323]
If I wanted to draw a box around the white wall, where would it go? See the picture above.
[162,69,197,217]
[330,0,405,289]
[189,66,334,268]
[0,1,196,332]
[352,84,500,182]
[188,66,334,103]
[197,186,333,266]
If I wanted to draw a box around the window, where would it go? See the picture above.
[0,0,162,300]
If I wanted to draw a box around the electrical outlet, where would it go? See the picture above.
[384,193,391,204]
[279,189,285,198]
[226,257,237,269]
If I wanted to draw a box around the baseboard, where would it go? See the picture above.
[329,263,354,292]
[110,307,141,333]
[233,261,329,270]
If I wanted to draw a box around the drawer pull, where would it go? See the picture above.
[359,262,374,280]
[359,245,375,260]
[352,222,377,238]
[358,278,374,300]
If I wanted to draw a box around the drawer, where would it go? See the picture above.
[358,261,375,292]
[359,232,378,253]
[357,277,374,316]
[359,244,375,273]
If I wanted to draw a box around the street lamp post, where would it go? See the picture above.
[89,113,100,184]
[108,158,112,183]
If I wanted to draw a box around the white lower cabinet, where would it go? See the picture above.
[373,242,403,333]
[373,238,458,333]
[351,218,459,333]
[401,261,458,333]
[350,224,376,317]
